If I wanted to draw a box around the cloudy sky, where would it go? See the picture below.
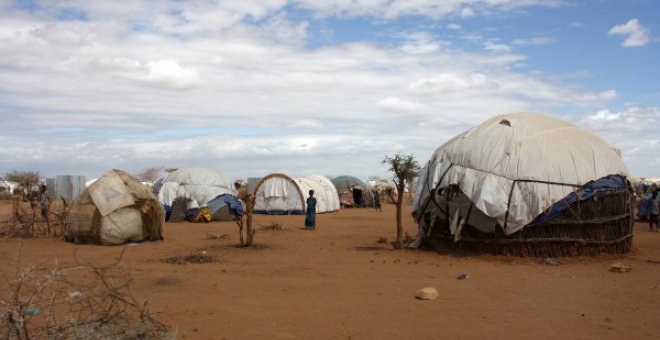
[0,0,658,182]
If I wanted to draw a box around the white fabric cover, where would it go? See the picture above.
[254,174,340,214]
[413,112,629,235]
[100,208,144,245]
[295,175,340,213]
[157,167,236,208]
[68,169,164,245]
[254,175,302,213]
[88,171,135,216]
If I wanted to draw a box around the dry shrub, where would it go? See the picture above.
[261,222,285,231]
[376,236,388,244]
[0,197,70,239]
[206,233,229,240]
[0,246,175,339]
[161,251,218,265]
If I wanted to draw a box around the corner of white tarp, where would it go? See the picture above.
[88,171,135,216]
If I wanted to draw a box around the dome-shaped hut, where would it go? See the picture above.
[331,175,373,208]
[157,167,240,222]
[67,169,164,245]
[412,112,632,257]
[253,174,340,215]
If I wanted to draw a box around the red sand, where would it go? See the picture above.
[1,202,659,339]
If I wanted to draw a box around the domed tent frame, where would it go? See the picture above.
[253,173,340,215]
[67,169,165,245]
[331,175,374,208]
[412,112,633,257]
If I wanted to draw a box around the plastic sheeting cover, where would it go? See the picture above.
[158,167,236,208]
[100,208,144,245]
[88,171,135,216]
[413,112,629,235]
[295,175,340,214]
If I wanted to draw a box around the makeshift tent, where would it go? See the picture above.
[412,112,632,257]
[253,174,340,215]
[0,180,18,195]
[67,169,164,245]
[331,175,373,208]
[156,167,240,222]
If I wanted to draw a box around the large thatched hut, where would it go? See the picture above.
[67,170,164,245]
[412,112,632,257]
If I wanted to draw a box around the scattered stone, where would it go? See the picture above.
[609,262,631,273]
[415,287,438,300]
[543,258,561,266]
[456,274,470,280]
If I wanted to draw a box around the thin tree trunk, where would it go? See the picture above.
[395,190,404,249]
[245,203,254,246]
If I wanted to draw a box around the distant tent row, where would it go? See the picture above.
[0,180,19,195]
[412,112,633,257]
[253,174,340,215]
[64,112,634,258]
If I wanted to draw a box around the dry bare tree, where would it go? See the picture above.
[382,153,420,249]
[135,167,163,183]
[4,171,40,200]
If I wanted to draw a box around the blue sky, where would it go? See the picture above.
[0,0,658,182]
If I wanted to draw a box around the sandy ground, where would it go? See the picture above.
[1,201,659,339]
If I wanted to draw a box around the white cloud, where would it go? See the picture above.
[294,0,561,20]
[484,41,512,52]
[577,107,660,176]
[124,59,201,89]
[0,0,653,181]
[409,73,488,95]
[512,37,555,46]
[398,32,442,54]
[585,109,622,122]
[377,97,426,113]
[609,19,650,47]
[460,7,475,18]
[447,23,462,30]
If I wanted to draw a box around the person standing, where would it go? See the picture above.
[305,190,317,230]
[373,189,382,212]
[39,184,49,219]
[649,190,659,232]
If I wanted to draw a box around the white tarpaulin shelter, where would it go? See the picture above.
[0,180,18,195]
[67,169,164,245]
[254,173,340,215]
[413,112,629,238]
[157,167,236,210]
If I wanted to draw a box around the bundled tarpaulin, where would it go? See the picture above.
[253,173,340,215]
[67,169,164,245]
[412,112,630,245]
[207,194,244,221]
[157,166,236,214]
[530,175,627,225]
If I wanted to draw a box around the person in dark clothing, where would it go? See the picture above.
[305,190,317,230]
[373,189,382,212]
[649,190,659,232]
